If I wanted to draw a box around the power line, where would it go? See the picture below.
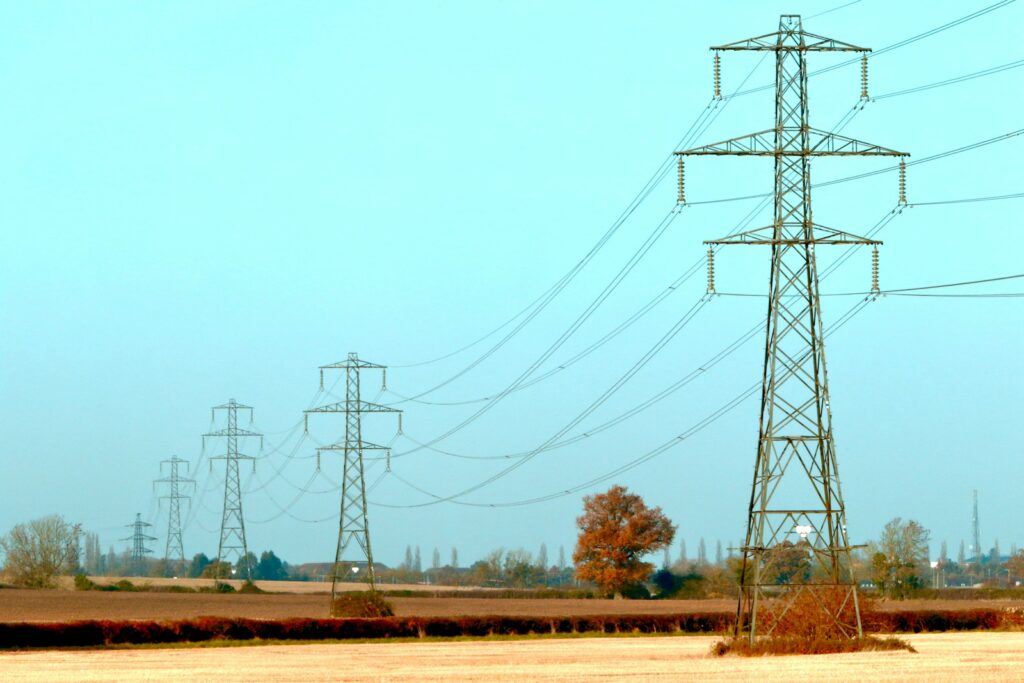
[726,0,1017,98]
[911,191,1024,206]
[385,49,769,387]
[387,202,900,465]
[685,129,1024,206]
[808,0,864,20]
[376,295,877,510]
[873,57,1024,100]
[717,272,1024,298]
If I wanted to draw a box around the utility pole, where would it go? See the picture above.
[153,456,195,564]
[676,15,906,642]
[304,352,401,611]
[121,513,156,577]
[204,399,263,580]
[971,489,981,565]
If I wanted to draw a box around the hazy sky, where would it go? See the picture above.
[1,0,1021,568]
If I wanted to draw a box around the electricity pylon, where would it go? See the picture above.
[971,489,981,564]
[204,399,263,580]
[676,15,907,641]
[153,455,195,563]
[121,513,156,577]
[304,352,400,607]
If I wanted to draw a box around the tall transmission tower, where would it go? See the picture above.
[204,399,263,580]
[153,456,195,563]
[304,352,401,608]
[121,513,156,577]
[676,15,907,641]
[971,489,981,564]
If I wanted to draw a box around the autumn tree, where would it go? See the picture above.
[869,517,930,598]
[0,515,81,587]
[573,485,675,597]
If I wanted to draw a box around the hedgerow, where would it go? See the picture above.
[0,608,1017,649]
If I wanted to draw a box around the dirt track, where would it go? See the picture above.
[2,633,1024,681]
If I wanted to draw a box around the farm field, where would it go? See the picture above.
[3,632,1024,681]
[0,589,732,622]
[4,587,1024,622]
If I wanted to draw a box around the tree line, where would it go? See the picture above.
[3,496,1023,598]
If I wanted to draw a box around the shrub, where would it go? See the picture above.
[237,581,264,594]
[330,591,394,618]
[422,618,463,637]
[456,616,493,637]
[196,581,236,594]
[756,586,861,639]
[620,583,651,600]
[711,635,916,657]
[73,574,95,591]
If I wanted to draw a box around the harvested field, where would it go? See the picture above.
[0,590,731,622]
[2,632,1024,681]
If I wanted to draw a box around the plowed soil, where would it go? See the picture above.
[3,586,1023,623]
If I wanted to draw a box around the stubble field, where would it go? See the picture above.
[2,632,1024,681]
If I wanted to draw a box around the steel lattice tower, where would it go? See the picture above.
[121,513,156,577]
[204,399,263,580]
[677,15,907,641]
[153,456,195,563]
[971,489,981,564]
[304,352,400,607]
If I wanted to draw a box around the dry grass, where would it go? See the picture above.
[710,635,916,657]
[1,633,1022,682]
[330,592,395,618]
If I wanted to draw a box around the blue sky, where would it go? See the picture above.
[0,0,1021,567]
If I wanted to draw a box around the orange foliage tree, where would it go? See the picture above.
[572,485,675,596]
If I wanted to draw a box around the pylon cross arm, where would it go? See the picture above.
[305,399,400,414]
[317,440,391,452]
[705,223,881,246]
[321,358,385,370]
[203,427,263,438]
[675,128,906,157]
[712,30,867,52]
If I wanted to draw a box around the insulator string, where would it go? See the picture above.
[707,247,716,294]
[677,157,686,205]
[871,247,880,294]
[898,159,907,205]
[713,52,722,99]
[860,54,869,99]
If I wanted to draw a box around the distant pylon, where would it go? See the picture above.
[971,489,981,564]
[121,513,156,577]
[305,352,401,609]
[153,456,195,563]
[204,399,263,580]
[677,15,907,642]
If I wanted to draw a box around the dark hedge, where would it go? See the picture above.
[0,609,1014,649]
